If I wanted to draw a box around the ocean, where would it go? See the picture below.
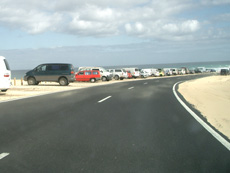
[11,61,230,79]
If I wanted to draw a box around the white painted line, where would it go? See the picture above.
[144,82,148,85]
[173,82,230,151]
[0,153,10,160]
[98,96,112,103]
[128,87,134,90]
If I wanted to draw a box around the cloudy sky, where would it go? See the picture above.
[0,0,230,69]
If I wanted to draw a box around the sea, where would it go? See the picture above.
[11,61,230,79]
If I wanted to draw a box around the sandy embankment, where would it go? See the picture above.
[0,78,145,102]
[178,75,230,139]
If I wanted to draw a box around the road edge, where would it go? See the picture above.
[173,81,230,151]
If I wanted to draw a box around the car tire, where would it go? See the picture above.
[59,77,68,86]
[1,90,7,92]
[102,76,107,81]
[90,78,96,83]
[114,75,119,80]
[28,77,36,85]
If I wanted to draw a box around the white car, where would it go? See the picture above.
[109,69,127,80]
[0,56,11,92]
[140,70,149,78]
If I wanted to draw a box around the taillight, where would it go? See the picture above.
[4,73,10,77]
[71,71,74,74]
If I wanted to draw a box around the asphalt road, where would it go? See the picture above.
[0,74,230,172]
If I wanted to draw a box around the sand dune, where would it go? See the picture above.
[178,75,230,139]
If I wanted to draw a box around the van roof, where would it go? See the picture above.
[39,63,72,66]
[0,56,6,60]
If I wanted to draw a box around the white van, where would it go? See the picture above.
[123,68,140,78]
[0,56,11,92]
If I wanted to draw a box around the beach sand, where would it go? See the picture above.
[178,75,230,139]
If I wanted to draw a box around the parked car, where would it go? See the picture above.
[109,69,127,80]
[189,69,195,74]
[178,68,186,75]
[181,67,190,74]
[126,70,132,78]
[163,68,173,76]
[123,68,140,78]
[78,67,112,81]
[140,69,150,78]
[24,63,75,86]
[158,69,165,76]
[0,56,11,92]
[152,68,160,77]
[220,69,229,75]
[172,68,179,75]
[75,70,101,82]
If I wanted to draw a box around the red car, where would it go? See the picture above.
[126,70,132,78]
[75,70,101,83]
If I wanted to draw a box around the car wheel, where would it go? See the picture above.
[114,75,119,80]
[28,77,36,85]
[1,90,7,92]
[59,77,68,86]
[102,76,107,81]
[90,78,96,83]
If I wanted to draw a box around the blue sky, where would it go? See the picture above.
[0,0,230,69]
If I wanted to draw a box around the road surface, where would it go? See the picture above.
[0,74,230,172]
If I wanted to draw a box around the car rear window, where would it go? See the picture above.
[4,59,10,70]
[115,70,122,72]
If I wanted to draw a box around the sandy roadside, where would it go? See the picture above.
[178,75,230,140]
[0,78,147,102]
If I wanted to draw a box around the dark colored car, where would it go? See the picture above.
[24,63,75,86]
[220,69,229,75]
[75,70,101,83]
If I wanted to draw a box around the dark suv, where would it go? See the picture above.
[24,63,75,86]
[220,69,229,75]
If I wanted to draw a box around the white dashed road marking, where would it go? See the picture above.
[98,96,112,103]
[128,87,134,90]
[0,153,9,160]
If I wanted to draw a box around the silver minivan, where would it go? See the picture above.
[0,56,11,92]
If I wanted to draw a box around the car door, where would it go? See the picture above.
[46,64,61,81]
[75,71,84,81]
[84,71,92,81]
[34,64,48,81]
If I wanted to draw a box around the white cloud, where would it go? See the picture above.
[181,20,200,33]
[201,0,230,5]
[0,0,228,40]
